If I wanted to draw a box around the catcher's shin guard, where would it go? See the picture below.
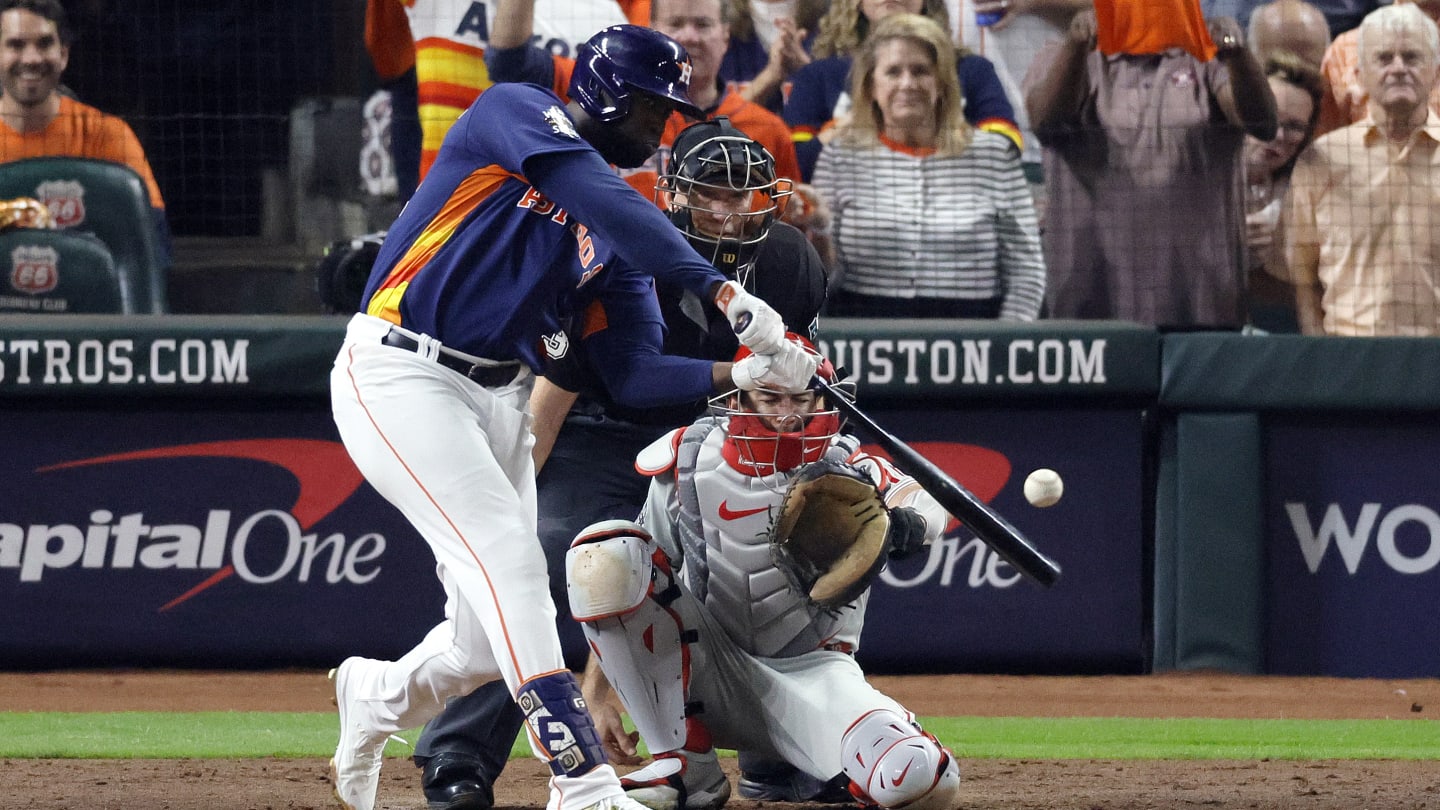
[840,710,961,810]
[567,520,692,755]
[515,671,607,778]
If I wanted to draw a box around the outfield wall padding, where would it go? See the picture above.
[2,317,1436,676]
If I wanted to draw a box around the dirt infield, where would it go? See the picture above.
[2,670,1436,810]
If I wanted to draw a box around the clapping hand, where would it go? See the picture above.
[769,16,810,77]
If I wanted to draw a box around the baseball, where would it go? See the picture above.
[1023,468,1064,508]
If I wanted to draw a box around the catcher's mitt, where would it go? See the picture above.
[770,458,890,608]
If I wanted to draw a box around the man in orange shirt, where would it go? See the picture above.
[621,0,803,197]
[0,0,169,276]
[0,0,163,211]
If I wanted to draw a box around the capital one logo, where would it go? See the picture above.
[2,439,379,611]
[1285,502,1440,575]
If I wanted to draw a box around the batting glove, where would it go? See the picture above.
[730,352,773,392]
[731,339,819,393]
[713,280,786,354]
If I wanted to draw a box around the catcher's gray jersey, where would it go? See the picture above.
[640,424,867,658]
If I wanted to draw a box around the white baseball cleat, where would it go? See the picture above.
[622,749,731,810]
[328,658,388,810]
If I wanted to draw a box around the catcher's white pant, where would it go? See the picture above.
[331,314,625,809]
[571,529,910,780]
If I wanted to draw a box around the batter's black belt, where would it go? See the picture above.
[381,328,523,388]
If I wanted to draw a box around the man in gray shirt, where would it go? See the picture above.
[1024,5,1277,328]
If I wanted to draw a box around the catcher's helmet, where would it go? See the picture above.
[716,335,848,477]
[660,117,793,281]
[570,25,702,123]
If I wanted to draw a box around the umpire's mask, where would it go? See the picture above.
[658,116,792,285]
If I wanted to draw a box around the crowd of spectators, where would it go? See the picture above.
[4,0,1437,335]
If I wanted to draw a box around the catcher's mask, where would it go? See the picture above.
[713,335,849,479]
[658,117,792,283]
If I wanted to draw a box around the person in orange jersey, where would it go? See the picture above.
[0,0,169,257]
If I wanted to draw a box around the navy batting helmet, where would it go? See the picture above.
[569,25,702,123]
[661,117,792,280]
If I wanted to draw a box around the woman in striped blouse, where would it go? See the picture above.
[812,12,1046,320]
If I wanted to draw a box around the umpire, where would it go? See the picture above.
[412,119,828,810]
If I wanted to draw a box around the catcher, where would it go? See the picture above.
[564,336,961,810]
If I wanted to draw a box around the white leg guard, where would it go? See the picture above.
[567,519,692,754]
[840,710,961,810]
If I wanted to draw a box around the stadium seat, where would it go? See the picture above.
[0,157,168,313]
[0,228,127,314]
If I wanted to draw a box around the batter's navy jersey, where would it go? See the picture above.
[362,82,726,370]
[549,222,828,424]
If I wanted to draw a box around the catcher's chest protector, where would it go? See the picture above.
[672,421,864,658]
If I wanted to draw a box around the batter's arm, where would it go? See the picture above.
[529,375,578,472]
[525,149,728,298]
[576,281,739,405]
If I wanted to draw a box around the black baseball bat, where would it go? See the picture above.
[813,376,1062,588]
[727,311,1058,586]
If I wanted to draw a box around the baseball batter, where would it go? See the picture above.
[565,342,963,810]
[412,118,828,809]
[326,25,817,810]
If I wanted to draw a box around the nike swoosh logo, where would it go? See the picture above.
[891,760,914,787]
[718,501,770,520]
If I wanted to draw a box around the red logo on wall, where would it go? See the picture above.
[861,441,1012,533]
[9,244,59,294]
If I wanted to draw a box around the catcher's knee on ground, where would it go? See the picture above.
[840,709,960,810]
[566,519,661,620]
